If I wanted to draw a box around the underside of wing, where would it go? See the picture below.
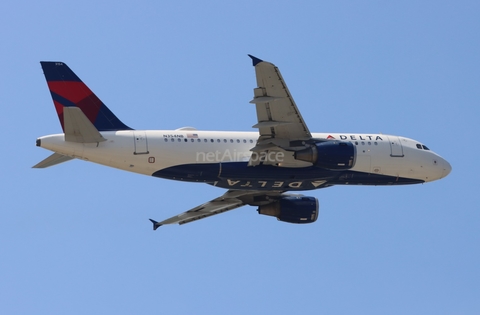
[247,56,314,167]
[149,190,284,229]
[249,55,312,142]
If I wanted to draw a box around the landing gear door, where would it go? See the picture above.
[134,131,149,155]
[388,136,404,157]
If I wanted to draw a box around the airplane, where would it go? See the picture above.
[34,55,451,230]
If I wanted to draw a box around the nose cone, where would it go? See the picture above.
[425,154,451,182]
[442,158,452,178]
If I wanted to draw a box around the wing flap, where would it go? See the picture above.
[252,121,292,128]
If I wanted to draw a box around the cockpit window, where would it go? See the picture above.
[422,145,430,150]
[416,144,422,149]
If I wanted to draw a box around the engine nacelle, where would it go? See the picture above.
[294,141,356,169]
[257,196,319,224]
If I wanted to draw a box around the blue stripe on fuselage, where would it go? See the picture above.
[152,162,424,191]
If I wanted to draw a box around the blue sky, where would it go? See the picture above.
[1,0,479,314]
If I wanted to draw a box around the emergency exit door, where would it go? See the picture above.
[134,131,149,155]
[387,136,404,157]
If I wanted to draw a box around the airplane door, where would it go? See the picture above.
[134,131,149,155]
[388,136,404,157]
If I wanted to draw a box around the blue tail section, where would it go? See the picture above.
[40,62,132,132]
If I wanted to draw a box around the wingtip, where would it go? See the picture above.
[149,219,162,231]
[248,54,263,66]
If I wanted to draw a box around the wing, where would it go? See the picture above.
[247,55,314,166]
[149,190,283,229]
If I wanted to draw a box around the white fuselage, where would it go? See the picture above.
[37,130,451,186]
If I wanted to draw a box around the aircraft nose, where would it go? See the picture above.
[442,158,452,178]
[427,155,451,182]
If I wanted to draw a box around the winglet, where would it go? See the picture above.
[248,54,263,66]
[149,219,162,231]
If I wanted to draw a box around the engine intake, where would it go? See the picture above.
[294,141,356,169]
[258,196,319,224]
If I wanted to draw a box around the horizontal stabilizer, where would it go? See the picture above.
[33,153,74,168]
[63,107,107,143]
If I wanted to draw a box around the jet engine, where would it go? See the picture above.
[294,141,356,169]
[257,196,319,224]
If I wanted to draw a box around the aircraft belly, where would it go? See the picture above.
[212,178,329,190]
[152,161,424,190]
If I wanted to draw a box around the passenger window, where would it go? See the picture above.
[178,138,181,142]
[224,139,227,143]
[416,144,422,149]
[237,139,240,143]
[184,139,188,142]
[191,139,194,142]
[217,139,221,143]
[230,139,233,143]
[171,138,174,142]
[243,139,246,143]
[250,140,253,143]
[164,138,168,142]
[197,139,201,142]
[355,141,358,145]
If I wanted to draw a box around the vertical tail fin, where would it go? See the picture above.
[40,62,132,131]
